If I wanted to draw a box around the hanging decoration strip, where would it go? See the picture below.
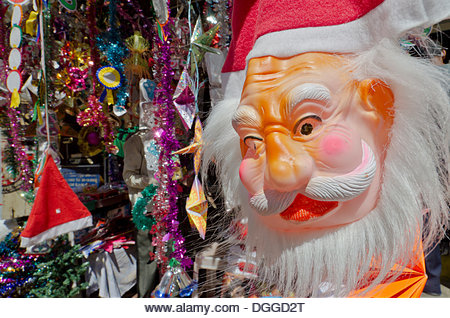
[151,7,192,272]
[4,107,34,192]
[117,0,154,42]
[173,118,207,239]
[0,3,8,83]
[7,0,29,108]
[96,0,128,116]
[0,1,33,192]
[86,0,99,94]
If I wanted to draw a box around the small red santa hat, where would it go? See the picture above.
[20,155,92,247]
[222,0,450,99]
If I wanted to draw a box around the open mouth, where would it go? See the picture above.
[279,193,338,222]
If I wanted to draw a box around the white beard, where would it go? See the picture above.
[201,41,449,297]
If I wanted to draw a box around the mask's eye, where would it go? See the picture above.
[293,115,322,137]
[244,136,263,151]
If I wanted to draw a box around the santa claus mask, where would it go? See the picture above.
[232,52,395,231]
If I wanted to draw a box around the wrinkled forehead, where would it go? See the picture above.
[246,52,347,75]
[242,53,352,101]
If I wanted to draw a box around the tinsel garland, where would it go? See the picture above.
[4,108,34,192]
[0,232,38,297]
[151,16,192,271]
[87,0,100,93]
[0,3,6,61]
[117,0,154,41]
[132,184,157,231]
[96,0,129,108]
[43,2,51,98]
[0,5,33,192]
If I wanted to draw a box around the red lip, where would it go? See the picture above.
[280,193,338,222]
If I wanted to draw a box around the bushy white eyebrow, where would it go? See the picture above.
[232,106,262,129]
[287,83,331,114]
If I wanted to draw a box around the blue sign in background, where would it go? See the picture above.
[61,168,100,192]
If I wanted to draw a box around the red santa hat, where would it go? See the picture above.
[221,0,450,99]
[20,155,93,247]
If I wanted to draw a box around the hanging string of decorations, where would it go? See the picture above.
[150,1,192,275]
[1,0,34,193]
[96,0,129,117]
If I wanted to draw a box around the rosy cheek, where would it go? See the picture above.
[315,133,361,173]
[239,158,265,195]
[238,160,250,181]
[320,134,350,156]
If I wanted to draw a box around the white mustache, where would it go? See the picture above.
[249,141,377,216]
[249,190,297,216]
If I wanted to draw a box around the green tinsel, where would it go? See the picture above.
[2,129,19,179]
[29,238,89,298]
[131,184,157,230]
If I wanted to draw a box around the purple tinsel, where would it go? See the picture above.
[117,0,154,41]
[151,17,192,271]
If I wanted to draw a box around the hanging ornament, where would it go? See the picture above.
[173,118,208,239]
[152,0,169,24]
[154,268,175,298]
[96,66,122,107]
[25,10,38,36]
[154,262,197,298]
[77,127,104,158]
[153,0,169,42]
[124,32,150,79]
[190,17,203,44]
[189,19,221,76]
[173,266,198,297]
[156,19,169,43]
[6,70,21,108]
[185,176,208,239]
[140,79,156,105]
[58,0,77,11]
[173,68,196,130]
[77,95,118,154]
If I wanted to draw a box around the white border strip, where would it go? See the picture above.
[20,215,92,247]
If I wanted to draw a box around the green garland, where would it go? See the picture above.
[29,239,89,298]
[132,184,157,230]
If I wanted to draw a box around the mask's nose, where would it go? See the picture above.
[265,131,313,192]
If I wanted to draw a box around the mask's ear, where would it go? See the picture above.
[357,78,395,127]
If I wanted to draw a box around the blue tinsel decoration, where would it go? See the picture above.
[96,0,129,107]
